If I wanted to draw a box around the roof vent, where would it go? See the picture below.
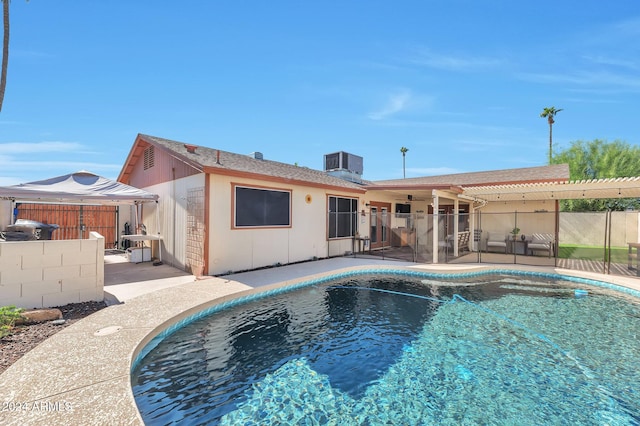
[184,144,197,154]
[250,152,264,160]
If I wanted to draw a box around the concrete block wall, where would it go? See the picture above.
[0,232,104,309]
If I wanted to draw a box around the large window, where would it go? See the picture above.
[234,185,291,228]
[328,196,358,238]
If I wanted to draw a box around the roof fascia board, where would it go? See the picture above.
[461,178,568,188]
[203,166,366,194]
[117,134,146,182]
[118,134,203,183]
[366,184,463,193]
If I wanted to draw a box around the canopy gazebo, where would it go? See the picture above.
[0,171,161,256]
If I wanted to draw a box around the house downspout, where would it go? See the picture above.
[458,194,488,252]
[453,198,459,257]
[432,194,439,264]
[555,199,560,267]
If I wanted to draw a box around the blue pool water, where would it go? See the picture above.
[131,273,640,425]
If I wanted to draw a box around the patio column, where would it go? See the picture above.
[469,206,477,252]
[453,198,459,257]
[432,194,439,263]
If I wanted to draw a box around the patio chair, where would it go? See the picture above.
[528,233,555,257]
[438,234,455,251]
[486,232,508,253]
[457,231,470,253]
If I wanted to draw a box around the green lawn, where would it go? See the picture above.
[558,244,629,263]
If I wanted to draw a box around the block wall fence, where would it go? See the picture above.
[0,232,104,309]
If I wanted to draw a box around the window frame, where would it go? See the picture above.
[327,195,359,239]
[232,183,292,229]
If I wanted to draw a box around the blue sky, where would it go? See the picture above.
[1,1,639,185]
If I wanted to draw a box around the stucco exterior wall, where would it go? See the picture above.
[141,174,206,270]
[208,174,362,275]
[137,172,357,275]
[0,232,104,309]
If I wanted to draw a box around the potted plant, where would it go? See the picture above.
[510,227,520,241]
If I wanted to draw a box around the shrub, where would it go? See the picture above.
[0,305,24,338]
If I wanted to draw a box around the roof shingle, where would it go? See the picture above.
[369,164,570,188]
[139,134,366,191]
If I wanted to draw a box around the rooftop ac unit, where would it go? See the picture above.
[324,151,363,175]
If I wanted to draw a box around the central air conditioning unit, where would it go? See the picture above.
[324,151,363,175]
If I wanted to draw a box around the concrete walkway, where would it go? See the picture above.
[1,257,639,425]
[103,252,197,304]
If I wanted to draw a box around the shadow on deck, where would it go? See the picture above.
[362,246,637,278]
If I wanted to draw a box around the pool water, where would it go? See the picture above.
[131,273,640,425]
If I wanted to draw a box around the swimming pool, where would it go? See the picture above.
[131,271,640,424]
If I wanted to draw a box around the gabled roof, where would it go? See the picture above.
[0,171,158,205]
[119,134,366,193]
[368,164,570,189]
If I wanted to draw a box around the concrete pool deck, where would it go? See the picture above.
[1,257,639,425]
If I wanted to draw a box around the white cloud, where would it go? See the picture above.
[408,48,503,72]
[0,141,86,154]
[517,70,640,90]
[0,160,121,171]
[582,55,640,71]
[368,90,412,121]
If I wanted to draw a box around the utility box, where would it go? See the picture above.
[127,247,151,263]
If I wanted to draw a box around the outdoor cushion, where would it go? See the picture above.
[486,232,507,253]
[528,233,554,257]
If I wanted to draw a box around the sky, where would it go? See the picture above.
[1,1,640,185]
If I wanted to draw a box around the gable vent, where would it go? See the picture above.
[143,146,155,170]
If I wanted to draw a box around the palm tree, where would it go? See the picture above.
[540,106,563,164]
[400,146,409,178]
[0,0,9,112]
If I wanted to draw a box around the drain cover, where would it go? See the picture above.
[94,325,123,336]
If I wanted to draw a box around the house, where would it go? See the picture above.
[118,134,367,275]
[119,134,640,275]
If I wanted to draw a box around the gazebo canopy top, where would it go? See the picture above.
[0,171,158,205]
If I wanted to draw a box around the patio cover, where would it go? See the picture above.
[462,176,640,202]
[0,171,158,205]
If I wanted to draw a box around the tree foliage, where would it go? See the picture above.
[540,106,562,164]
[552,139,640,211]
[400,146,408,178]
[1,0,9,112]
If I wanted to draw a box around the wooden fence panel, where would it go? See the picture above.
[15,204,118,248]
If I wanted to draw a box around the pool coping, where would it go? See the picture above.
[1,261,639,425]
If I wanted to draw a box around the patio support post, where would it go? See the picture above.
[9,199,15,225]
[555,199,560,267]
[453,199,459,257]
[432,194,439,263]
[469,206,476,252]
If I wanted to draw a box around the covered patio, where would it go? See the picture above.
[362,176,640,278]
